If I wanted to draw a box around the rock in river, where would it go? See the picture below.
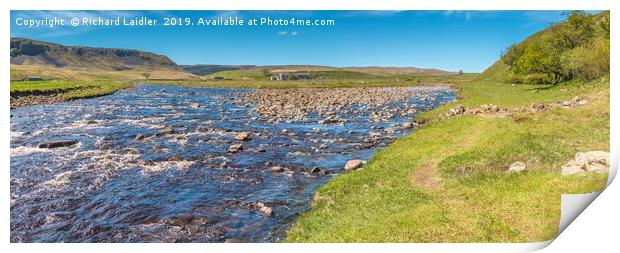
[402,122,416,129]
[190,102,200,108]
[309,167,329,175]
[234,132,252,141]
[255,202,273,216]
[156,127,175,137]
[344,160,366,171]
[228,144,244,153]
[38,140,79,149]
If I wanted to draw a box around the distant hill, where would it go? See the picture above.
[180,64,257,76]
[182,64,340,76]
[10,38,197,81]
[343,66,456,75]
[10,38,461,82]
[11,38,180,71]
[185,64,456,79]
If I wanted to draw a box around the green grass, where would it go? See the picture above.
[207,69,272,80]
[10,80,133,100]
[157,74,475,89]
[286,76,609,242]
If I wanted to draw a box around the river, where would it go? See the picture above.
[10,84,455,242]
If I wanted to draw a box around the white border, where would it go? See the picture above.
[3,1,616,252]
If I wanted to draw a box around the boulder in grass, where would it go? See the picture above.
[561,151,610,176]
[344,160,366,171]
[508,161,527,173]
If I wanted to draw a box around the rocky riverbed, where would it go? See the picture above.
[10,90,72,109]
[10,84,455,242]
[240,87,446,124]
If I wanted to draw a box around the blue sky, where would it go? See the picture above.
[11,10,575,72]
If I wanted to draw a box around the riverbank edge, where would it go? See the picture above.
[283,76,610,242]
[9,82,137,109]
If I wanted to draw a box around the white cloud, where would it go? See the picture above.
[277,31,288,36]
[291,31,298,36]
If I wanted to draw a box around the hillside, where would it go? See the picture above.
[10,38,196,81]
[476,11,609,84]
[11,38,179,69]
[183,64,457,79]
[180,64,256,76]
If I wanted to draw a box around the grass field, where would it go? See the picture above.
[10,64,196,82]
[10,64,475,102]
[10,80,133,100]
[285,76,610,242]
[158,73,476,89]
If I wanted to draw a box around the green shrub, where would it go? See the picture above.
[523,73,553,84]
[563,38,610,80]
[501,11,609,84]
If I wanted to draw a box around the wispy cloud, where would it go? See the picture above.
[441,10,499,22]
[277,31,299,37]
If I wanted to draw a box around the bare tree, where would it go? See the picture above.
[142,72,151,81]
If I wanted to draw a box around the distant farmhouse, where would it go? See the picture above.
[271,72,312,81]
[24,76,44,81]
[214,76,225,81]
[271,72,289,81]
[296,73,311,80]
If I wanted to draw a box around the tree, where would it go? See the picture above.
[261,69,270,77]
[500,11,607,84]
[142,72,151,81]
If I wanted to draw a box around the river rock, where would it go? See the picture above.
[369,132,381,139]
[190,102,200,108]
[508,161,527,173]
[309,167,329,175]
[38,140,78,149]
[101,143,112,151]
[155,127,174,137]
[255,202,273,216]
[234,132,252,141]
[561,151,610,176]
[402,122,415,129]
[344,159,366,171]
[228,144,243,153]
[269,166,285,172]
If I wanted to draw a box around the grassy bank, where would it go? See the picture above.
[286,76,609,242]
[10,80,133,100]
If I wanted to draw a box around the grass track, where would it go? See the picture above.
[285,77,609,242]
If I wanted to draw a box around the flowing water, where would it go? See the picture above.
[10,84,455,242]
